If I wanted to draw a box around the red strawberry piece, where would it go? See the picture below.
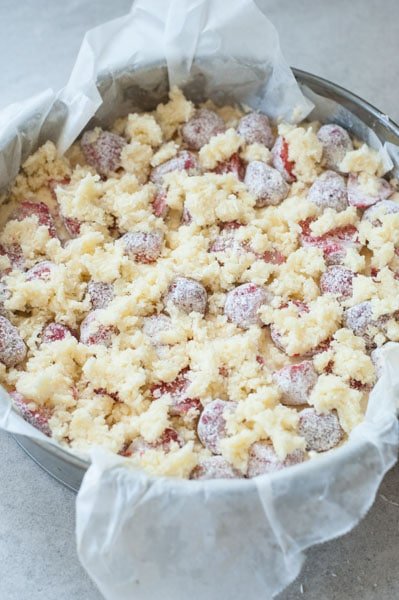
[152,189,169,219]
[152,369,202,418]
[308,170,348,212]
[42,322,72,343]
[213,153,245,181]
[320,266,354,299]
[93,388,120,402]
[347,173,393,209]
[181,109,225,150]
[0,243,25,272]
[87,281,114,310]
[158,427,184,450]
[63,216,81,238]
[273,361,318,406]
[142,314,172,345]
[220,220,243,231]
[349,379,370,391]
[224,283,271,329]
[209,231,244,254]
[362,199,399,224]
[166,277,207,315]
[79,310,117,347]
[261,249,286,264]
[299,218,360,265]
[317,124,353,171]
[26,260,55,281]
[237,112,274,148]
[0,316,26,366]
[244,161,289,207]
[270,301,331,357]
[121,230,164,263]
[150,151,200,185]
[10,391,52,437]
[190,456,243,480]
[13,201,57,237]
[122,427,183,457]
[81,130,126,177]
[342,301,385,348]
[298,408,343,452]
[271,136,296,183]
[197,399,237,454]
[48,177,71,200]
[270,323,330,357]
[246,442,305,478]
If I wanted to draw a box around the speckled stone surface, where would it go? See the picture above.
[0,1,398,599]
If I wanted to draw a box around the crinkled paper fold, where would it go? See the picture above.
[0,1,398,598]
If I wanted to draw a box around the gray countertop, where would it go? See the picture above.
[1,1,398,599]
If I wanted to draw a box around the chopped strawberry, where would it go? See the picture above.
[94,387,120,401]
[214,153,245,181]
[273,361,317,405]
[63,216,81,238]
[347,173,393,209]
[10,391,52,436]
[152,189,168,219]
[224,283,271,329]
[0,243,24,273]
[197,399,237,454]
[299,218,359,265]
[152,369,202,418]
[13,201,57,237]
[81,130,126,177]
[48,177,71,200]
[42,322,72,343]
[80,311,117,347]
[272,136,296,182]
[190,456,242,480]
[26,260,55,281]
[220,220,243,231]
[261,249,286,264]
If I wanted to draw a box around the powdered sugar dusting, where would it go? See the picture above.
[317,124,353,171]
[150,151,200,184]
[81,130,126,176]
[87,281,114,310]
[271,136,296,182]
[197,399,237,454]
[298,408,343,452]
[10,391,52,437]
[0,316,26,367]
[244,161,289,207]
[224,282,271,329]
[121,230,164,263]
[182,109,225,150]
[273,361,318,406]
[320,266,354,298]
[308,170,348,212]
[247,442,305,477]
[237,112,274,148]
[80,310,117,347]
[166,277,207,315]
[190,455,243,480]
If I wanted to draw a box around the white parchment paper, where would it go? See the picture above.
[0,1,398,598]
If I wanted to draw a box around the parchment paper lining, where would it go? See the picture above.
[0,1,398,598]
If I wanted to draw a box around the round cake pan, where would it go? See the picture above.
[11,67,399,492]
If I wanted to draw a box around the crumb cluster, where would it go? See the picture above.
[1,87,398,480]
